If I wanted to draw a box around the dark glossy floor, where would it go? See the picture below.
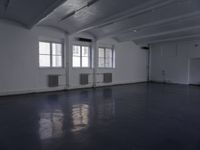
[1,83,200,150]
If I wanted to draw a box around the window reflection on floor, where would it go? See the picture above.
[39,109,64,140]
[97,98,115,122]
[71,104,89,132]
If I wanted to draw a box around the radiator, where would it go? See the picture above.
[48,75,59,87]
[103,73,112,83]
[80,74,89,85]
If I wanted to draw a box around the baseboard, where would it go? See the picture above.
[0,81,147,97]
[149,80,188,85]
[189,84,200,86]
[0,86,67,97]
[67,80,147,90]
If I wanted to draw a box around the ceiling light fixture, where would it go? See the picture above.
[60,0,100,22]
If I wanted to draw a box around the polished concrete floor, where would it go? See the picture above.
[0,83,200,150]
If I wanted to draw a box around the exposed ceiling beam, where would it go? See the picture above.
[60,0,100,22]
[136,34,200,45]
[29,0,68,29]
[128,25,200,41]
[76,0,175,33]
[99,11,200,39]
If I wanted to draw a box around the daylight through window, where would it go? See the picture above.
[73,45,90,68]
[39,42,63,68]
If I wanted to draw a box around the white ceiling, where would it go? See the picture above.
[1,0,200,44]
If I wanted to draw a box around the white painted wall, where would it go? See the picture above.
[0,21,148,96]
[96,39,148,87]
[0,21,67,95]
[150,40,200,84]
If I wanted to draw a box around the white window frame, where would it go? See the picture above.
[98,47,115,68]
[72,44,91,68]
[39,41,64,68]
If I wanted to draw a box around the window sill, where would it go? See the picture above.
[39,67,64,69]
[72,67,92,69]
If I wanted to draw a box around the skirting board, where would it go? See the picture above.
[149,80,188,85]
[0,86,66,97]
[0,80,147,96]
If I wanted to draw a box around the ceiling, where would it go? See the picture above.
[0,0,66,28]
[1,0,200,44]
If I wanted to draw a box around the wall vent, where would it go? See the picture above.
[103,73,112,83]
[48,75,59,87]
[80,74,89,85]
[76,38,92,43]
[141,46,150,50]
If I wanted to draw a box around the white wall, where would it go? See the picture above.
[67,37,148,89]
[96,39,148,87]
[0,21,67,95]
[150,40,200,84]
[0,21,148,96]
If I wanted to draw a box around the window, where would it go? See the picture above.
[98,47,115,68]
[73,45,90,68]
[39,41,63,68]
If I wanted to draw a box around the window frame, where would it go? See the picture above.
[72,44,91,68]
[98,47,115,69]
[39,41,64,68]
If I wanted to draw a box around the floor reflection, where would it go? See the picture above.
[96,89,115,123]
[39,109,64,140]
[71,104,89,132]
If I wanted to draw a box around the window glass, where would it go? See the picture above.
[39,55,50,67]
[98,47,114,68]
[82,57,89,67]
[73,57,81,67]
[73,45,81,56]
[72,45,90,68]
[52,56,62,67]
[106,48,112,58]
[105,58,112,68]
[52,43,62,55]
[82,46,89,57]
[98,58,105,68]
[99,48,104,57]
[39,42,50,55]
[39,42,63,68]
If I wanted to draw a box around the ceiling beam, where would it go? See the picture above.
[60,0,100,22]
[127,25,200,41]
[135,34,200,45]
[76,0,175,33]
[99,11,200,39]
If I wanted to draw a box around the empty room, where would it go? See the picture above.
[1,0,200,149]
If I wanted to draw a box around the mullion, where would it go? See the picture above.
[104,48,106,68]
[111,47,114,68]
[50,42,53,67]
[80,46,82,68]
